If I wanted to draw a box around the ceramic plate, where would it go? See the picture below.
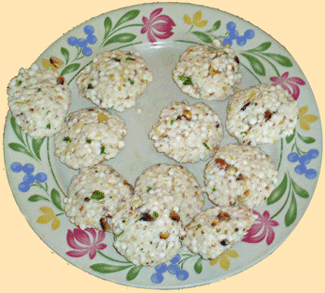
[4,2,322,289]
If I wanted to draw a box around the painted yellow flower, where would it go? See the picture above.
[36,206,61,230]
[298,106,318,131]
[183,11,208,28]
[41,56,64,71]
[210,250,239,270]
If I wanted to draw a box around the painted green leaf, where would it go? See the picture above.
[32,137,45,160]
[246,42,271,52]
[261,53,293,67]
[104,33,137,47]
[126,265,143,281]
[240,53,266,76]
[60,47,70,64]
[285,128,295,144]
[10,116,24,144]
[113,10,140,29]
[90,263,132,274]
[285,192,297,227]
[206,20,221,32]
[192,31,213,43]
[28,195,50,202]
[297,132,316,144]
[194,257,203,274]
[104,16,113,41]
[51,188,64,211]
[60,63,80,76]
[267,173,288,205]
[291,179,309,198]
[8,143,33,158]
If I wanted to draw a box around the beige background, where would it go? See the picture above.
[1,0,324,292]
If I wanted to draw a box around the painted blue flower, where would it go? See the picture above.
[150,254,189,284]
[223,21,255,46]
[287,149,319,179]
[67,25,97,57]
[10,162,47,192]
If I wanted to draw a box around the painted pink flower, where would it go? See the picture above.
[270,72,305,100]
[66,228,107,260]
[242,210,279,245]
[141,8,176,44]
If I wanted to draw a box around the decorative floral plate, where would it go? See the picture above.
[4,2,322,289]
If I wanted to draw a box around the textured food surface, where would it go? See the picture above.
[134,164,204,226]
[113,164,204,233]
[183,205,257,260]
[64,164,133,232]
[7,64,71,138]
[149,101,223,163]
[113,197,185,267]
[76,50,153,112]
[204,144,278,208]
[54,108,126,169]
[172,39,242,101]
[226,84,298,145]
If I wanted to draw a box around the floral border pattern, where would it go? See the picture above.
[5,5,321,287]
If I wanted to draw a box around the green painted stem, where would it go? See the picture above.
[101,24,144,46]
[179,256,192,269]
[72,46,83,62]
[175,40,206,46]
[67,61,93,85]
[46,138,66,196]
[24,133,37,160]
[30,181,47,193]
[97,251,131,264]
[270,174,292,220]
[111,41,143,51]
[240,63,262,84]
[295,141,308,155]
[187,25,194,34]
[255,53,280,77]
[44,182,49,192]
[55,212,65,217]
[277,138,284,171]
[112,23,144,35]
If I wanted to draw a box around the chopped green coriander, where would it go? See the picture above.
[86,139,92,144]
[178,75,193,85]
[46,123,51,129]
[153,211,159,218]
[15,80,22,87]
[37,88,41,92]
[126,57,136,61]
[117,230,125,237]
[170,119,175,125]
[147,186,152,192]
[87,83,94,89]
[100,146,107,154]
[112,57,121,62]
[240,131,247,134]
[63,136,72,142]
[46,110,51,115]
[126,52,132,56]
[216,228,221,233]
[90,190,105,200]
[129,79,135,85]
[203,142,210,150]
[211,187,216,192]
[196,224,202,230]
